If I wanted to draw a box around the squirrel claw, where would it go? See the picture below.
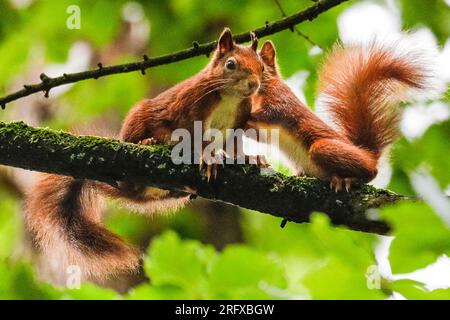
[330,177,353,192]
[216,149,230,167]
[206,163,212,181]
[344,178,352,192]
[297,167,306,177]
[202,149,229,181]
[205,162,218,182]
[199,155,220,182]
[139,137,157,145]
[330,176,342,192]
[256,155,271,168]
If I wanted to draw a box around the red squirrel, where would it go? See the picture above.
[249,40,425,191]
[25,28,265,282]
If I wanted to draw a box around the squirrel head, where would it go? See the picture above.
[209,28,264,98]
[258,40,279,77]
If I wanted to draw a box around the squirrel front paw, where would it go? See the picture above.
[199,149,229,181]
[296,167,306,177]
[254,154,271,168]
[138,137,157,145]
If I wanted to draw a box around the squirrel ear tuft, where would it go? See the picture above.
[259,40,276,67]
[218,27,234,56]
[250,32,258,51]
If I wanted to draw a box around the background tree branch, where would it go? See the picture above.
[0,0,348,109]
[0,121,409,235]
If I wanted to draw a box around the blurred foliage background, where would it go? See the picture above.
[0,0,449,300]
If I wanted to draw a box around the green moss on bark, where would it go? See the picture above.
[0,121,406,234]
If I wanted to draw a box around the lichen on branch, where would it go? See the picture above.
[0,121,406,235]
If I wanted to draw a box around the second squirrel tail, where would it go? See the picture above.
[25,174,140,283]
[317,42,427,158]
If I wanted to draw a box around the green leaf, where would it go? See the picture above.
[144,231,216,299]
[126,284,187,300]
[0,262,61,300]
[381,202,450,273]
[142,232,290,299]
[299,214,385,299]
[391,279,450,300]
[308,213,377,270]
[0,193,21,259]
[62,282,118,300]
[209,245,287,299]
[61,64,147,124]
[391,120,450,190]
[399,0,450,44]
[243,211,380,298]
[302,257,387,300]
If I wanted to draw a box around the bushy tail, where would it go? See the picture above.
[25,174,140,283]
[317,42,427,157]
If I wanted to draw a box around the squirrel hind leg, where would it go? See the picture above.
[199,149,229,182]
[309,138,379,190]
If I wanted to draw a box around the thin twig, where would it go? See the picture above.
[0,0,348,109]
[273,0,322,49]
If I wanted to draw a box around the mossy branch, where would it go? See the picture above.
[0,121,407,234]
[0,0,349,109]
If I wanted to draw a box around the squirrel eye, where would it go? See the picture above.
[225,59,236,70]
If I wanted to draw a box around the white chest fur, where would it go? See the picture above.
[206,94,242,138]
[276,128,324,178]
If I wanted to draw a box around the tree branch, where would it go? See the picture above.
[273,0,322,48]
[0,121,407,235]
[0,0,349,109]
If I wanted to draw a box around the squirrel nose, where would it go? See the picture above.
[247,80,259,91]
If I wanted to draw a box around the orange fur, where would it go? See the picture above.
[317,43,425,157]
[251,40,426,184]
[26,175,141,283]
[120,29,263,144]
[25,28,264,283]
